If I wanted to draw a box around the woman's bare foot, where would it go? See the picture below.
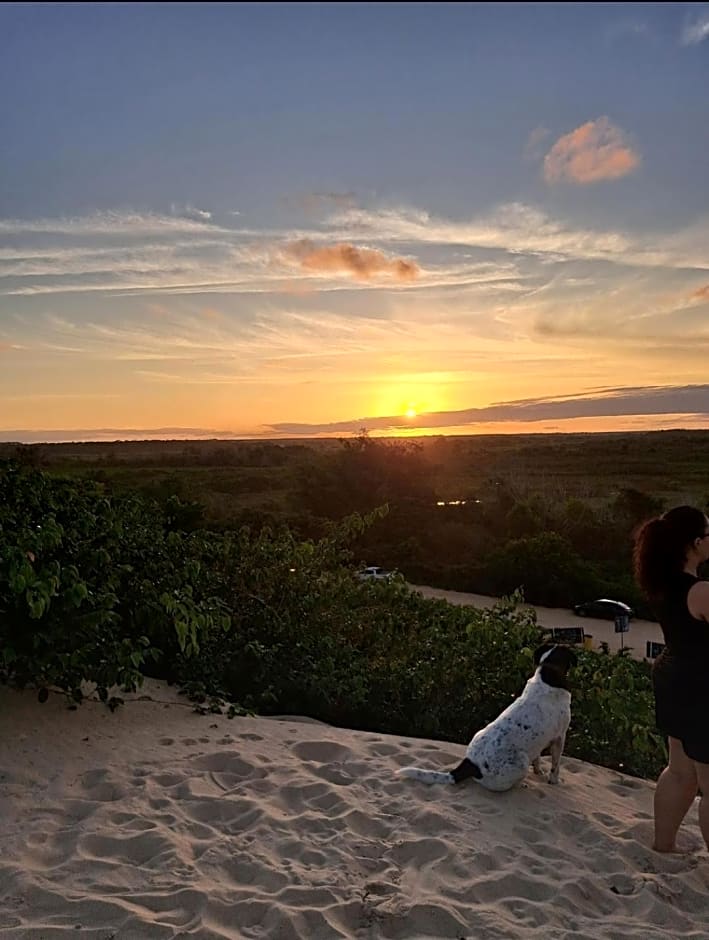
[652,838,703,855]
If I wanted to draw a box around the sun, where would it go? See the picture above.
[405,407,418,419]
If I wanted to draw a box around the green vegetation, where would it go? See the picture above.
[4,429,706,618]
[0,459,672,780]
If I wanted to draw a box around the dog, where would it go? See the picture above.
[397,643,577,792]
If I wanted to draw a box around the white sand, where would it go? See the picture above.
[1,679,707,939]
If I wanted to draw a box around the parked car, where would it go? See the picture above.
[572,598,634,620]
[356,565,396,582]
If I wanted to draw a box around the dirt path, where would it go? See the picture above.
[408,584,664,662]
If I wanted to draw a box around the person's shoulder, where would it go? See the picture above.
[687,579,709,622]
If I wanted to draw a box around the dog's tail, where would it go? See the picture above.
[396,757,482,786]
[396,767,455,785]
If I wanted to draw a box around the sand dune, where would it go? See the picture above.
[1,679,707,939]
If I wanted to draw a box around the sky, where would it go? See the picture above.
[1,1,709,443]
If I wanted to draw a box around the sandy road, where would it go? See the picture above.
[409,584,664,662]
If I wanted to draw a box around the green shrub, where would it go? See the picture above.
[0,463,228,697]
[0,462,668,780]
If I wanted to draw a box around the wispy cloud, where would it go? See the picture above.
[3,201,709,305]
[0,210,223,237]
[284,191,358,214]
[170,203,213,222]
[0,427,249,444]
[604,20,650,46]
[681,7,709,45]
[543,117,640,185]
[691,284,709,301]
[524,126,550,160]
[269,384,709,435]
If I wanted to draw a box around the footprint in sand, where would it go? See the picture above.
[608,873,639,896]
[592,811,621,830]
[391,836,449,866]
[152,772,185,787]
[191,752,266,777]
[609,777,643,797]
[292,741,353,763]
[367,743,399,757]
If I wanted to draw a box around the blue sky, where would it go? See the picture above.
[1,2,709,441]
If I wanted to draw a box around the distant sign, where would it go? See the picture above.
[646,641,665,659]
[614,614,630,634]
[547,626,585,645]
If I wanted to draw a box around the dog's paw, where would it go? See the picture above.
[532,762,544,776]
[547,774,560,785]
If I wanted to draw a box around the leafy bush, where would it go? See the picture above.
[569,648,665,779]
[0,462,668,781]
[0,462,228,698]
[479,532,605,607]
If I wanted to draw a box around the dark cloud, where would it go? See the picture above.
[268,384,709,435]
[7,385,709,443]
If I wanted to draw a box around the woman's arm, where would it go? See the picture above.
[687,581,709,622]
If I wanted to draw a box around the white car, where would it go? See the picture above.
[357,565,396,582]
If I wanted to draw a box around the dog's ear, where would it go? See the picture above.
[533,642,555,665]
[551,645,578,673]
[563,647,578,670]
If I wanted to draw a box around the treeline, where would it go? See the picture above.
[9,432,709,617]
[0,461,665,779]
[287,433,702,618]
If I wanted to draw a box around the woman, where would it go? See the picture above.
[633,505,709,853]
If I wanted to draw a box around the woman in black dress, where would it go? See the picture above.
[633,505,709,853]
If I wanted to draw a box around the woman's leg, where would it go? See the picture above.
[653,737,698,852]
[693,762,709,851]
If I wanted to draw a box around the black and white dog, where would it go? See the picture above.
[397,644,577,792]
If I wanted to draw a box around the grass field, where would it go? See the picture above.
[3,429,706,521]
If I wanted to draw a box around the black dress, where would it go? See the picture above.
[652,572,709,763]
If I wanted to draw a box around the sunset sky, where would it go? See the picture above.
[2,2,709,442]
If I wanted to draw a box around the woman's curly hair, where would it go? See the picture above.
[633,505,707,599]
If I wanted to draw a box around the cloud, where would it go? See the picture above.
[328,203,672,268]
[604,20,650,45]
[268,384,709,435]
[200,307,224,321]
[282,239,420,282]
[170,203,213,221]
[690,284,709,301]
[0,210,221,236]
[286,191,358,214]
[543,117,640,184]
[0,427,247,444]
[681,8,709,45]
[524,126,550,160]
[3,200,709,303]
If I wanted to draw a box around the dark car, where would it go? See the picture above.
[572,598,634,620]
